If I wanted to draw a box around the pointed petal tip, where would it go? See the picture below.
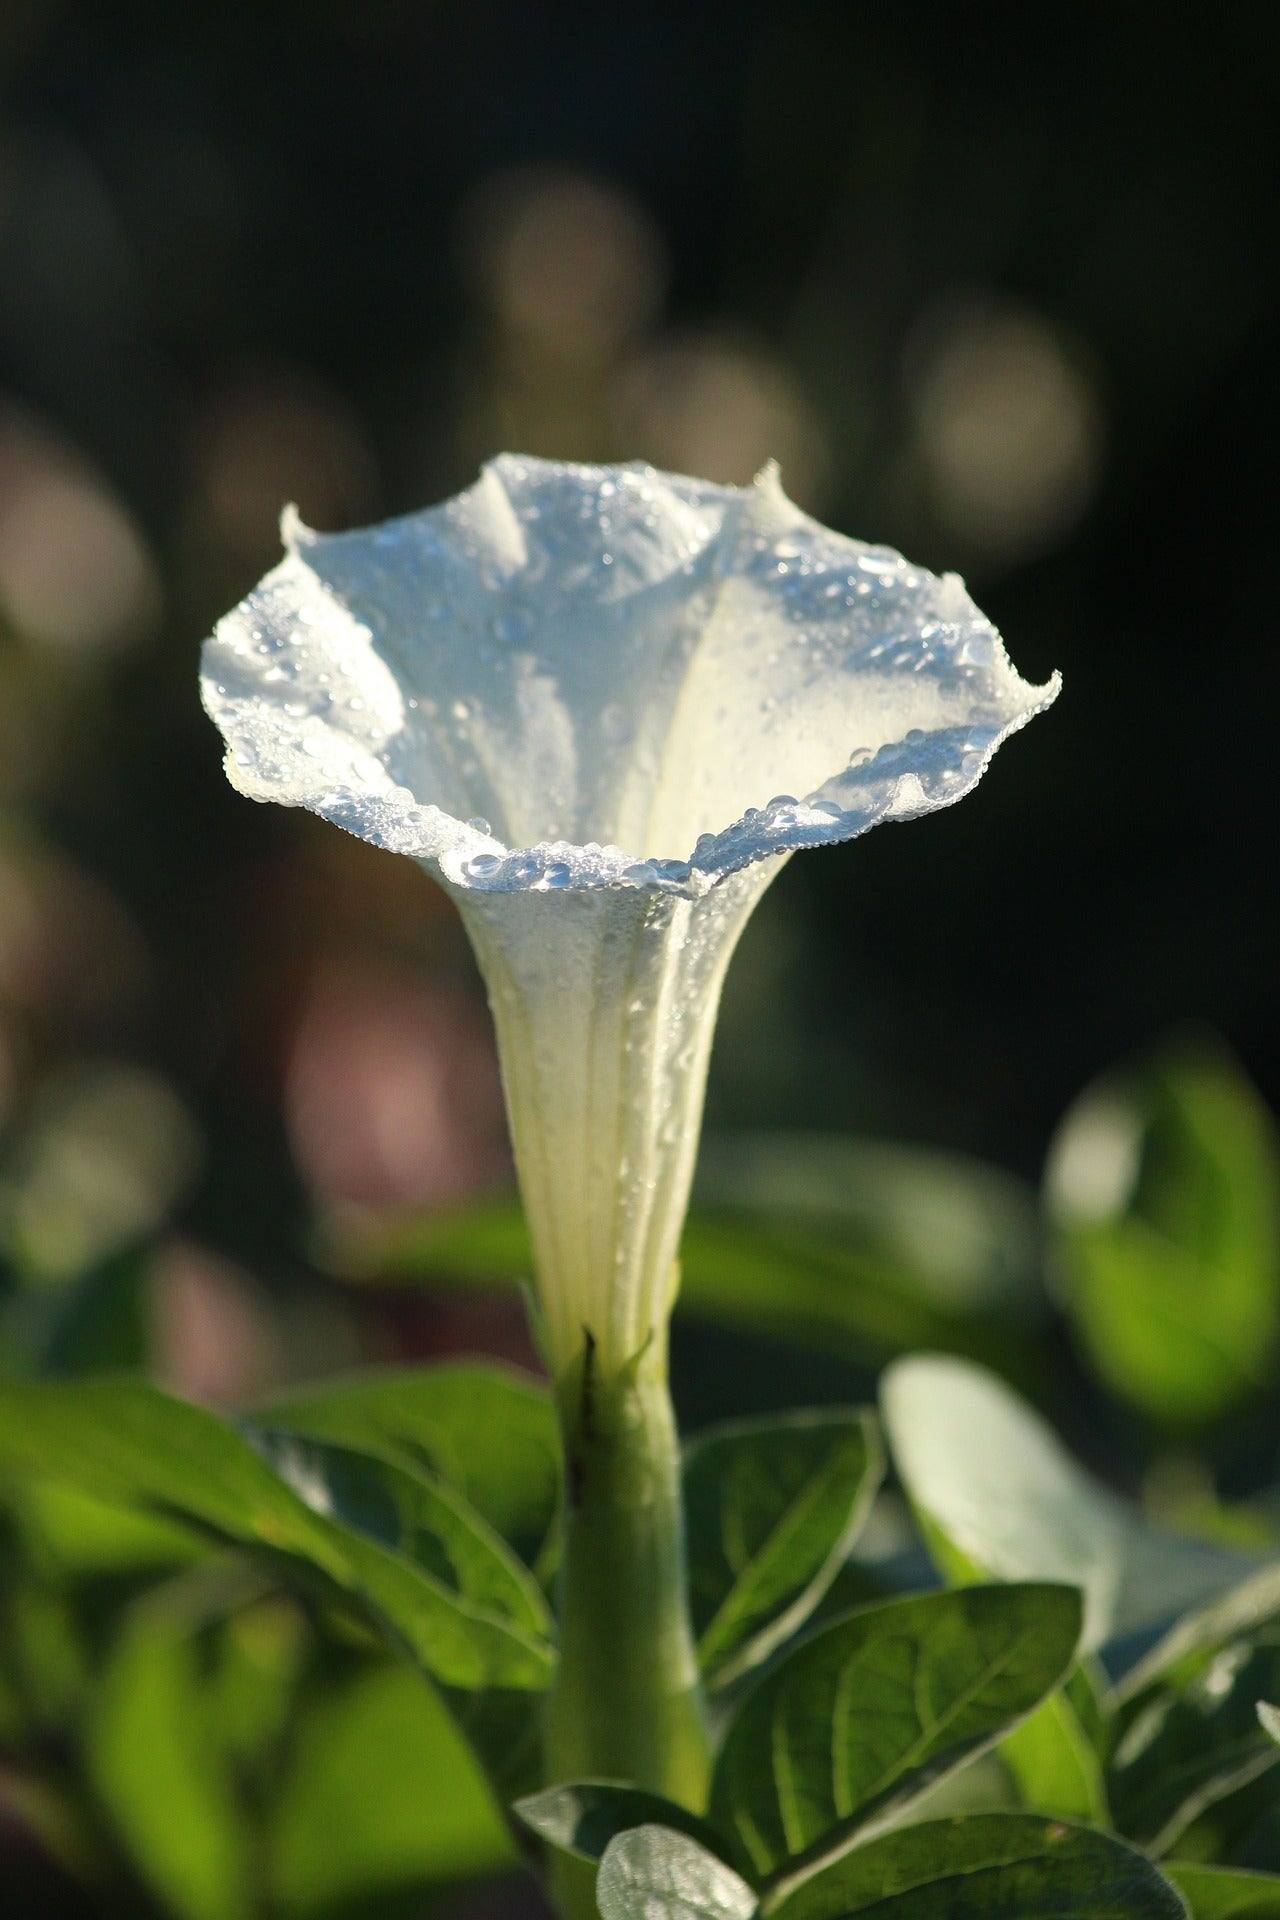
[280,502,315,550]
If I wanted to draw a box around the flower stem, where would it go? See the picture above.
[544,1327,709,1916]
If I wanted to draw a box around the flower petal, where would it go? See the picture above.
[200,455,1058,898]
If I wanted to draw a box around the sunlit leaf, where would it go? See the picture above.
[1165,1862,1280,1919]
[267,1655,514,1916]
[1109,1625,1280,1852]
[260,1362,561,1571]
[709,1582,1081,1881]
[0,1380,554,1689]
[683,1408,882,1687]
[1046,1036,1280,1429]
[596,1826,757,1920]
[247,1426,552,1648]
[86,1601,249,1920]
[1000,1683,1109,1824]
[882,1355,1257,1654]
[765,1814,1187,1920]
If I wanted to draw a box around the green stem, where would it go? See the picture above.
[544,1330,709,1917]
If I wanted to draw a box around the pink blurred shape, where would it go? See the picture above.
[285,958,509,1213]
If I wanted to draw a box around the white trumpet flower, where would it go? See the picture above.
[202,455,1058,1382]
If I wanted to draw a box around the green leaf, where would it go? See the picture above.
[33,1246,154,1376]
[86,1599,250,1920]
[320,1188,1037,1376]
[442,1684,545,1802]
[596,1826,757,1920]
[709,1582,1082,1882]
[695,1132,1043,1322]
[515,1782,728,1866]
[683,1409,882,1688]
[1118,1566,1280,1705]
[259,1362,561,1571]
[1258,1701,1280,1745]
[15,1478,202,1576]
[0,1379,555,1690]
[1108,1624,1280,1851]
[1165,1863,1280,1919]
[315,1195,531,1289]
[765,1814,1187,1920]
[267,1657,514,1916]
[999,1683,1109,1823]
[882,1355,1257,1653]
[1045,1036,1280,1429]
[247,1426,552,1642]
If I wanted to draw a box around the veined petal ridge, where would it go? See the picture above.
[201,454,1059,899]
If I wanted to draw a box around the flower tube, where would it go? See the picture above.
[202,454,1059,1816]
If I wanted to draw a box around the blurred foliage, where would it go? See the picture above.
[0,0,1276,1912]
[1047,1035,1280,1431]
[0,1034,1279,1911]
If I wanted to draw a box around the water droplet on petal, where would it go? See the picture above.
[467,816,492,835]
[465,853,502,880]
[494,610,532,646]
[767,794,797,809]
[542,862,572,888]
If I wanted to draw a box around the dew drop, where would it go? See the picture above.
[465,853,502,880]
[301,737,327,758]
[767,794,797,809]
[467,816,492,835]
[905,728,925,744]
[494,610,532,646]
[542,862,572,888]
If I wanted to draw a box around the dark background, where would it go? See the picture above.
[0,0,1276,1396]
